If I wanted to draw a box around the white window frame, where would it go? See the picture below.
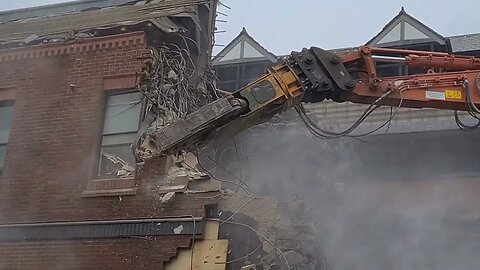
[97,90,142,179]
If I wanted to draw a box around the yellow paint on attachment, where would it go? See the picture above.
[165,221,228,270]
[204,220,220,240]
[445,90,462,100]
[191,239,229,270]
[165,240,229,270]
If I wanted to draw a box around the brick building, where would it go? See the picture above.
[0,1,229,269]
[1,2,480,269]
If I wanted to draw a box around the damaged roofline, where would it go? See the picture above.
[0,0,135,21]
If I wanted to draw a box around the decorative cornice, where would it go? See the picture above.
[0,31,146,62]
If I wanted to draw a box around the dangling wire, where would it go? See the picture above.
[295,88,405,139]
[454,79,480,131]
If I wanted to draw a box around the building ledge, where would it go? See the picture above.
[83,177,137,197]
[82,187,138,198]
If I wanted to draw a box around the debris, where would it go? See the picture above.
[133,41,218,162]
[23,34,39,44]
[186,179,221,193]
[219,195,328,269]
[166,152,209,181]
[173,225,184,235]
[167,70,178,81]
[158,175,189,193]
[74,31,94,38]
[189,173,210,181]
[241,264,256,270]
[181,152,198,169]
[161,192,175,204]
[103,152,127,165]
[101,152,135,178]
[159,185,187,192]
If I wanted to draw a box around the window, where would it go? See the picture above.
[215,61,272,93]
[377,63,402,77]
[0,104,14,176]
[216,65,239,81]
[243,62,267,81]
[97,91,142,179]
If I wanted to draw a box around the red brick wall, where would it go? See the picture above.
[0,32,217,224]
[0,236,192,270]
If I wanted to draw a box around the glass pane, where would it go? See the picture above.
[215,66,238,81]
[220,43,241,61]
[102,133,137,146]
[243,62,266,80]
[243,42,264,58]
[98,144,135,178]
[0,145,6,174]
[103,92,141,135]
[378,23,401,44]
[377,64,401,77]
[404,22,429,40]
[0,105,14,144]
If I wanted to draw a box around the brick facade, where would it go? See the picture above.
[0,236,192,270]
[0,31,217,268]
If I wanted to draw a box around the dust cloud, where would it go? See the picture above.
[203,111,480,270]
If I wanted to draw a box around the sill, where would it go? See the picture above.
[82,187,137,198]
[83,177,137,198]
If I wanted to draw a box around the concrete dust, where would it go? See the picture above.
[204,111,480,270]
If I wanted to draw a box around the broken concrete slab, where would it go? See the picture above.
[181,151,198,169]
[158,176,189,193]
[187,179,222,193]
[161,192,175,204]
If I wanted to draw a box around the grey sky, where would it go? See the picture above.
[1,0,480,55]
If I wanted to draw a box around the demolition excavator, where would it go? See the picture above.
[152,46,480,155]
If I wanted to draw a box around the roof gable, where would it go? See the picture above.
[367,8,445,46]
[213,28,277,65]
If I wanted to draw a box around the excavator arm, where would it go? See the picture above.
[152,46,480,154]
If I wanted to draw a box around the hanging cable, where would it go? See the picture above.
[295,88,405,139]
[454,79,480,131]
[350,89,404,138]
[454,110,480,131]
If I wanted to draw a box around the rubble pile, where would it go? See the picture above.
[219,196,331,270]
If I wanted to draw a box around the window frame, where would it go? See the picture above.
[0,101,14,177]
[95,89,143,180]
[214,60,272,93]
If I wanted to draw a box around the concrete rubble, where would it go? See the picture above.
[143,146,327,269]
[219,195,328,269]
